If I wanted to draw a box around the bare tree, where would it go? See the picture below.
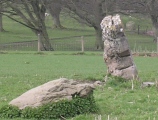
[62,0,106,50]
[47,0,64,29]
[62,0,121,49]
[1,0,53,51]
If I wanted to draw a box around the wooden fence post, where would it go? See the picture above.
[81,36,84,52]
[38,34,41,52]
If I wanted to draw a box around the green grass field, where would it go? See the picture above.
[0,52,158,120]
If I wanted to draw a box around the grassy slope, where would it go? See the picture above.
[0,14,156,52]
[0,52,158,120]
[0,16,94,43]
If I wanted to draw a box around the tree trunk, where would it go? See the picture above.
[0,14,3,32]
[93,0,104,50]
[94,27,104,50]
[0,3,4,32]
[152,25,158,43]
[48,2,64,29]
[151,15,158,39]
[38,3,53,51]
[52,13,63,29]
[37,24,54,51]
[38,33,53,51]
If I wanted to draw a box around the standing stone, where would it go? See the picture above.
[100,14,138,80]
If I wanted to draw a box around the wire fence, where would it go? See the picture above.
[0,34,157,52]
[0,35,97,51]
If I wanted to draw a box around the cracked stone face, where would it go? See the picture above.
[101,14,138,80]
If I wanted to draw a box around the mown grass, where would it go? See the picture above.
[0,52,106,106]
[0,52,158,120]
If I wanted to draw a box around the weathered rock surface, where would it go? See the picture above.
[100,14,138,80]
[9,78,99,109]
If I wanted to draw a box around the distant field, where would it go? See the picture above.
[0,14,156,52]
[0,16,94,43]
[0,52,158,120]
